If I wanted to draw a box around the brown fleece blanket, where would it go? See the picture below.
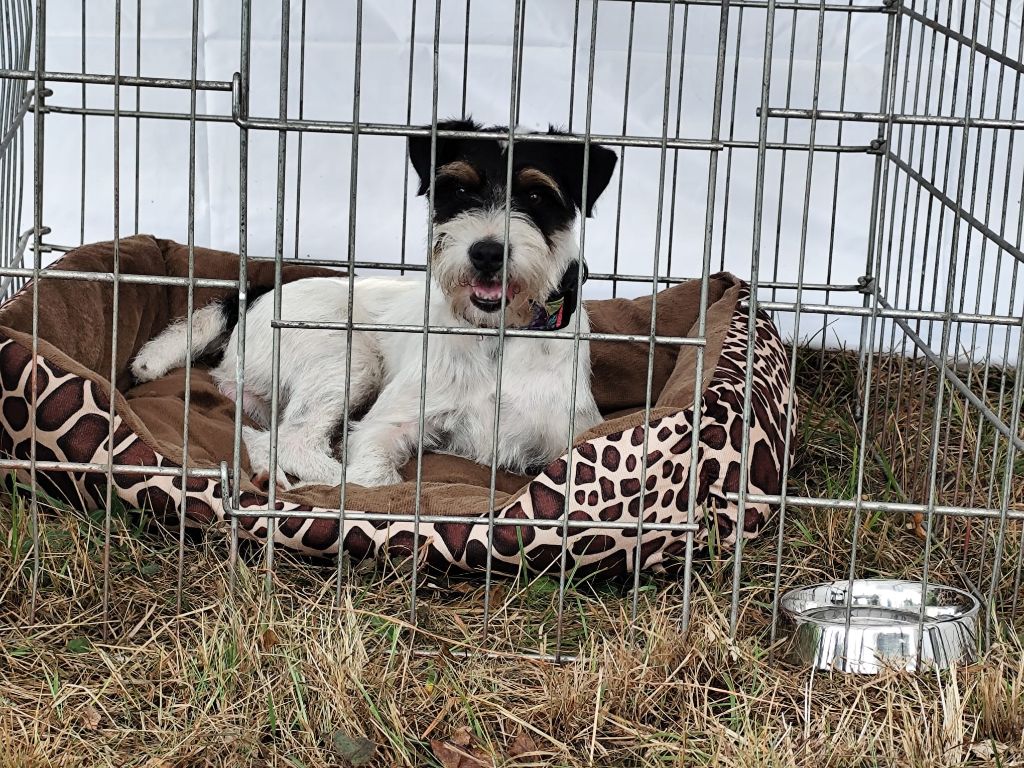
[0,235,739,514]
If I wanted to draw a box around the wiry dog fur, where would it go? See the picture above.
[131,118,618,488]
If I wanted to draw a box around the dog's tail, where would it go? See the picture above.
[130,286,272,383]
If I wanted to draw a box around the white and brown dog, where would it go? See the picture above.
[131,118,618,488]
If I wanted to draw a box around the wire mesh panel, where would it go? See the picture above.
[871,0,1024,633]
[0,0,31,300]
[0,0,1021,666]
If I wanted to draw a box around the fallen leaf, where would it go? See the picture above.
[451,612,469,634]
[430,729,492,768]
[507,730,539,758]
[968,742,995,760]
[66,637,91,654]
[79,704,101,731]
[331,729,375,766]
[260,627,279,652]
[488,582,507,606]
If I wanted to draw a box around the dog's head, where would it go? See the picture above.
[408,118,617,328]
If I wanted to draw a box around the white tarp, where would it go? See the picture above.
[24,0,1024,362]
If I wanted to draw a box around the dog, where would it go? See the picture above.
[131,118,618,489]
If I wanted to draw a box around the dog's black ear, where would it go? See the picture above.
[408,117,483,196]
[547,127,618,217]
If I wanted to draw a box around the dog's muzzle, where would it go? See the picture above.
[467,239,518,313]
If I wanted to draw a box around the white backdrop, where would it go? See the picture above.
[25,0,1024,362]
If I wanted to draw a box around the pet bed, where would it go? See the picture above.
[0,236,797,576]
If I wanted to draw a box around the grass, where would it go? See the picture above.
[1,347,1023,767]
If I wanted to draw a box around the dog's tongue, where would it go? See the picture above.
[471,279,505,301]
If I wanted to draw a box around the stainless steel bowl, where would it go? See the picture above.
[780,579,980,674]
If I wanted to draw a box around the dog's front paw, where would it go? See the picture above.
[344,460,403,488]
[243,426,293,490]
[130,336,183,383]
[130,351,167,383]
[252,469,296,493]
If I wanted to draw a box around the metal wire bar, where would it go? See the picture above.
[11,441,1024,529]
[602,0,886,7]
[230,112,732,151]
[768,0,828,642]
[681,0,732,634]
[132,0,141,235]
[839,0,900,663]
[0,458,221,477]
[408,0,445,627]
[627,0,678,630]
[225,507,704,533]
[886,0,937,426]
[228,0,254,597]
[460,0,471,117]
[270,318,708,345]
[262,0,293,590]
[890,0,948,500]
[12,446,1021,530]
[729,0,778,638]
[0,67,234,90]
[663,3,690,283]
[940,0,1004,566]
[726,491,1024,522]
[609,1,637,299]
[555,0,602,661]
[42,105,234,122]
[765,106,1024,130]
[817,0,857,385]
[334,0,364,608]
[766,2,800,306]
[26,106,881,155]
[0,267,238,288]
[913,0,983,657]
[98,0,122,640]
[567,0,581,129]
[481,0,527,638]
[78,3,85,245]
[398,0,418,274]
[175,0,201,618]
[513,0,526,123]
[748,298,1024,325]
[21,0,40,621]
[27,248,871,292]
[291,0,308,265]
[717,2,745,273]
[900,0,956,526]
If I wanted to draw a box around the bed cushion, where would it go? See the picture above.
[0,235,797,575]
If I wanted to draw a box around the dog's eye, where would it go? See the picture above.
[455,185,468,198]
[526,189,542,205]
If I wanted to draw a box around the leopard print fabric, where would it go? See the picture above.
[0,286,796,576]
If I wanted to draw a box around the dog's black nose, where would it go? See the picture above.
[468,239,507,274]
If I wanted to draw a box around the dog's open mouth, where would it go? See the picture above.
[469,278,520,312]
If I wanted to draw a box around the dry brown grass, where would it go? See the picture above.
[2,348,1023,767]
